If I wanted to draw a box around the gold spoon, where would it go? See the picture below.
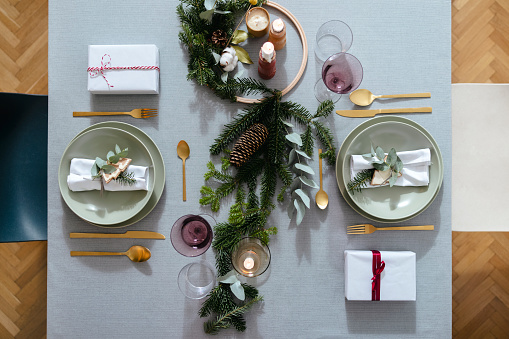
[177,140,190,201]
[349,89,431,106]
[70,245,151,262]
[315,149,329,209]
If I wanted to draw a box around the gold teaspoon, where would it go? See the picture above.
[70,245,151,262]
[177,140,190,201]
[349,89,431,106]
[315,149,329,209]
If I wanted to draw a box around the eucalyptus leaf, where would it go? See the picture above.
[233,69,244,79]
[109,154,121,164]
[117,150,128,158]
[295,149,311,159]
[91,164,99,177]
[299,176,319,189]
[95,157,107,168]
[386,148,397,166]
[375,146,385,161]
[288,149,296,164]
[221,72,228,83]
[231,30,249,44]
[230,280,245,300]
[373,163,389,172]
[115,144,121,154]
[294,189,310,208]
[199,8,214,22]
[287,199,295,219]
[101,164,117,174]
[204,0,215,10]
[107,151,115,160]
[389,171,398,187]
[218,270,238,284]
[231,45,253,64]
[395,158,404,172]
[214,9,231,14]
[212,51,221,64]
[295,163,315,175]
[371,144,376,157]
[362,153,373,159]
[282,120,294,128]
[294,199,305,225]
[285,132,302,146]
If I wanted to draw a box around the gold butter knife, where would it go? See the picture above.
[336,107,432,118]
[70,231,165,240]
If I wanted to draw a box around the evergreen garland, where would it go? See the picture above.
[178,0,338,334]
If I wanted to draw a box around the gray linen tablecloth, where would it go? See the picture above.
[48,0,451,337]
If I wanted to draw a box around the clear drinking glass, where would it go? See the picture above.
[177,262,216,299]
[314,53,363,103]
[170,214,215,257]
[314,20,353,62]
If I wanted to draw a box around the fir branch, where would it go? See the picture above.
[347,169,375,194]
[313,121,337,165]
[214,77,275,101]
[113,171,137,186]
[250,226,278,246]
[313,99,334,119]
[300,126,314,156]
[204,296,263,334]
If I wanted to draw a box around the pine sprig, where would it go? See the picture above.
[347,168,375,194]
[204,296,263,334]
[114,171,137,186]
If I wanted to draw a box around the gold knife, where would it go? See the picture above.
[336,107,432,118]
[70,231,166,240]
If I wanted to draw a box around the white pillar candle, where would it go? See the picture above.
[247,14,269,30]
[244,257,255,270]
[272,18,284,33]
[261,42,274,62]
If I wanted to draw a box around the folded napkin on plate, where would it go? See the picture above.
[67,158,149,192]
[350,148,431,187]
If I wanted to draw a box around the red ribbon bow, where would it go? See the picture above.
[371,250,385,301]
[88,54,161,88]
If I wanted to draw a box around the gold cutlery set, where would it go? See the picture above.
[337,89,432,118]
[69,231,165,262]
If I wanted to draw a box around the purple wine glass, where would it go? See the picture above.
[314,52,363,103]
[170,214,214,257]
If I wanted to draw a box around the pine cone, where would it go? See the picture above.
[210,29,228,48]
[230,124,269,167]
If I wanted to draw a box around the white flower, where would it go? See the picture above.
[219,47,238,72]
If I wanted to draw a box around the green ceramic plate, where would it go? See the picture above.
[336,116,443,222]
[73,122,165,228]
[58,127,155,225]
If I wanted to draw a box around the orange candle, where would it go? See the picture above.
[268,18,286,50]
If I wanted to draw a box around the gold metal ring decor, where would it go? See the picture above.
[177,0,337,334]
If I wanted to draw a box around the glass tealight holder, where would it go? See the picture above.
[231,237,271,278]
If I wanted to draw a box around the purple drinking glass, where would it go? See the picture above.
[314,52,363,103]
[170,214,214,257]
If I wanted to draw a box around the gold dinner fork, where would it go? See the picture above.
[73,108,158,119]
[347,224,434,234]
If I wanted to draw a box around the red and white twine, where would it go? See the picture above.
[88,54,160,88]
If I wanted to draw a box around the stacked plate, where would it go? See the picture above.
[336,116,443,223]
[58,122,165,227]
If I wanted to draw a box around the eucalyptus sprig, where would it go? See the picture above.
[364,145,403,187]
[91,144,129,178]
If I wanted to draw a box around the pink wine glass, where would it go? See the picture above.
[314,52,363,103]
[170,214,215,257]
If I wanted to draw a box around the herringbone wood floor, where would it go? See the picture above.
[0,0,508,338]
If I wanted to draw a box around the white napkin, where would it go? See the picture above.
[350,148,431,187]
[67,158,149,192]
[344,250,416,301]
[87,44,159,94]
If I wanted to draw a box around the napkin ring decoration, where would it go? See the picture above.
[88,54,160,88]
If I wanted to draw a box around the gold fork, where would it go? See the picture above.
[73,108,158,119]
[347,224,434,234]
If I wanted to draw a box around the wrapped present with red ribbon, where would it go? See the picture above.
[87,45,160,94]
[344,250,416,301]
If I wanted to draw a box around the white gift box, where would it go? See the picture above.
[344,250,416,301]
[87,44,159,94]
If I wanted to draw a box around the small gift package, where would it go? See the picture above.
[344,250,416,301]
[87,44,160,94]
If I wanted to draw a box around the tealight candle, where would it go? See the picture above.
[258,42,276,80]
[268,18,286,50]
[243,257,255,270]
[246,7,270,37]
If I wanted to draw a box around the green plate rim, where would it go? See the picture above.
[73,122,166,228]
[335,116,444,223]
[59,126,155,225]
